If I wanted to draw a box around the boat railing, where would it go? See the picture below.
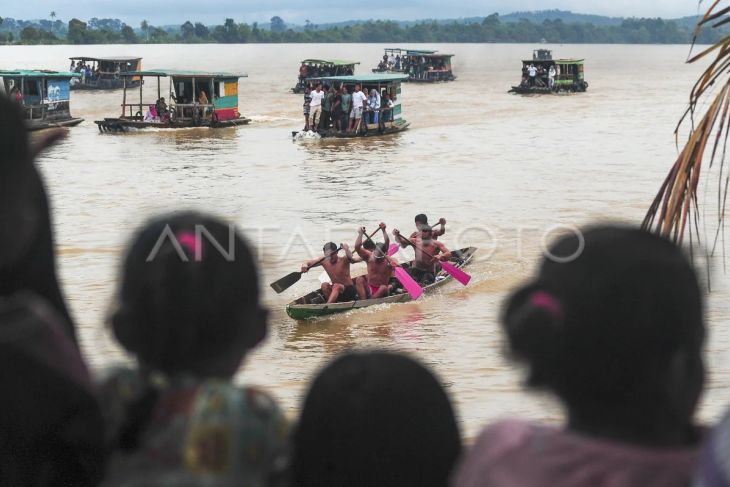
[171,103,215,119]
[23,104,47,120]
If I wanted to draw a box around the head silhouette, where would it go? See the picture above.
[292,351,461,486]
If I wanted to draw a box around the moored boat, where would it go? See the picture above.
[292,59,359,94]
[94,69,251,132]
[0,69,83,131]
[292,73,410,139]
[285,247,477,320]
[69,56,142,90]
[373,48,456,82]
[509,49,588,94]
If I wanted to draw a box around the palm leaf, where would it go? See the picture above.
[643,1,730,254]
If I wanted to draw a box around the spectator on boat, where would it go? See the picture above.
[368,88,381,125]
[339,85,352,134]
[349,83,367,133]
[548,65,556,90]
[70,60,76,71]
[0,94,105,485]
[309,83,324,132]
[102,211,287,486]
[381,92,394,126]
[299,62,308,83]
[320,84,334,132]
[291,350,461,487]
[527,64,537,86]
[303,86,312,131]
[156,97,169,122]
[454,226,705,487]
[395,55,402,70]
[10,86,23,104]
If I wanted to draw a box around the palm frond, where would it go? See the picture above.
[643,2,730,253]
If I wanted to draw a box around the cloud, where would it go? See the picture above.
[3,0,702,25]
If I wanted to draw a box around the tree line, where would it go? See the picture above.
[0,13,725,45]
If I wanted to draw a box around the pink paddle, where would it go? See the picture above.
[440,261,471,285]
[394,266,423,300]
[388,243,400,256]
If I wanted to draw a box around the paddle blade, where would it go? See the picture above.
[441,261,471,286]
[394,267,423,300]
[270,272,302,294]
[388,244,400,256]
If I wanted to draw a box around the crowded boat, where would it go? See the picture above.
[292,59,358,93]
[69,56,142,90]
[292,73,410,139]
[373,48,457,82]
[510,49,589,94]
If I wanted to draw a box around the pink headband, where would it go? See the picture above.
[177,231,200,257]
[530,291,564,321]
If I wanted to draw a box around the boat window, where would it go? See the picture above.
[24,79,41,97]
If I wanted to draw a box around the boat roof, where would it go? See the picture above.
[385,48,438,55]
[0,69,81,79]
[301,59,360,66]
[319,74,409,83]
[522,58,584,64]
[121,69,247,78]
[70,56,141,62]
[421,53,455,58]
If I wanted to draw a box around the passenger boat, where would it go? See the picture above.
[509,49,588,94]
[292,74,410,139]
[94,69,251,132]
[285,247,477,320]
[0,69,83,131]
[292,59,359,94]
[373,48,456,82]
[69,56,142,90]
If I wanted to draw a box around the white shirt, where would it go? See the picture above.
[352,90,367,109]
[310,90,324,107]
[549,67,556,78]
[528,66,537,77]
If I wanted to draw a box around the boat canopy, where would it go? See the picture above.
[120,69,247,78]
[320,74,409,83]
[522,58,584,64]
[69,56,141,63]
[301,59,359,66]
[0,69,81,79]
[384,48,438,55]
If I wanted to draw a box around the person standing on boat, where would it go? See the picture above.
[303,86,312,131]
[302,243,359,304]
[349,84,367,133]
[549,65,556,90]
[528,64,537,86]
[332,86,342,132]
[339,85,352,134]
[320,85,334,132]
[355,225,397,299]
[394,225,451,285]
[309,83,324,132]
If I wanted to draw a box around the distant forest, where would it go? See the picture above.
[0,12,725,45]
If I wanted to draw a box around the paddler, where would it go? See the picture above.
[355,224,398,299]
[410,214,446,240]
[301,242,359,303]
[394,225,451,285]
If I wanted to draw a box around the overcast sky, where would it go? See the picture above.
[3,0,705,25]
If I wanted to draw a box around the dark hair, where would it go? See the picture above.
[502,226,704,438]
[420,224,432,233]
[110,211,265,377]
[0,95,76,341]
[323,242,337,254]
[376,242,388,256]
[292,351,461,487]
[363,239,376,250]
[415,214,428,224]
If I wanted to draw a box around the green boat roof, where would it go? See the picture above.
[319,74,409,83]
[301,59,360,66]
[70,56,141,62]
[121,69,247,78]
[0,69,80,78]
[384,48,438,55]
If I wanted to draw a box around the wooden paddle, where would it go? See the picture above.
[360,229,423,300]
[270,245,342,294]
[394,232,471,286]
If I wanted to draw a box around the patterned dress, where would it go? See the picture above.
[100,368,288,487]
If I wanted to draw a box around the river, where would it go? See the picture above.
[3,42,729,439]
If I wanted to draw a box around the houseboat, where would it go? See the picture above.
[509,49,588,94]
[69,56,142,90]
[94,69,251,132]
[373,48,456,82]
[0,69,83,131]
[292,74,410,139]
[292,59,359,93]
